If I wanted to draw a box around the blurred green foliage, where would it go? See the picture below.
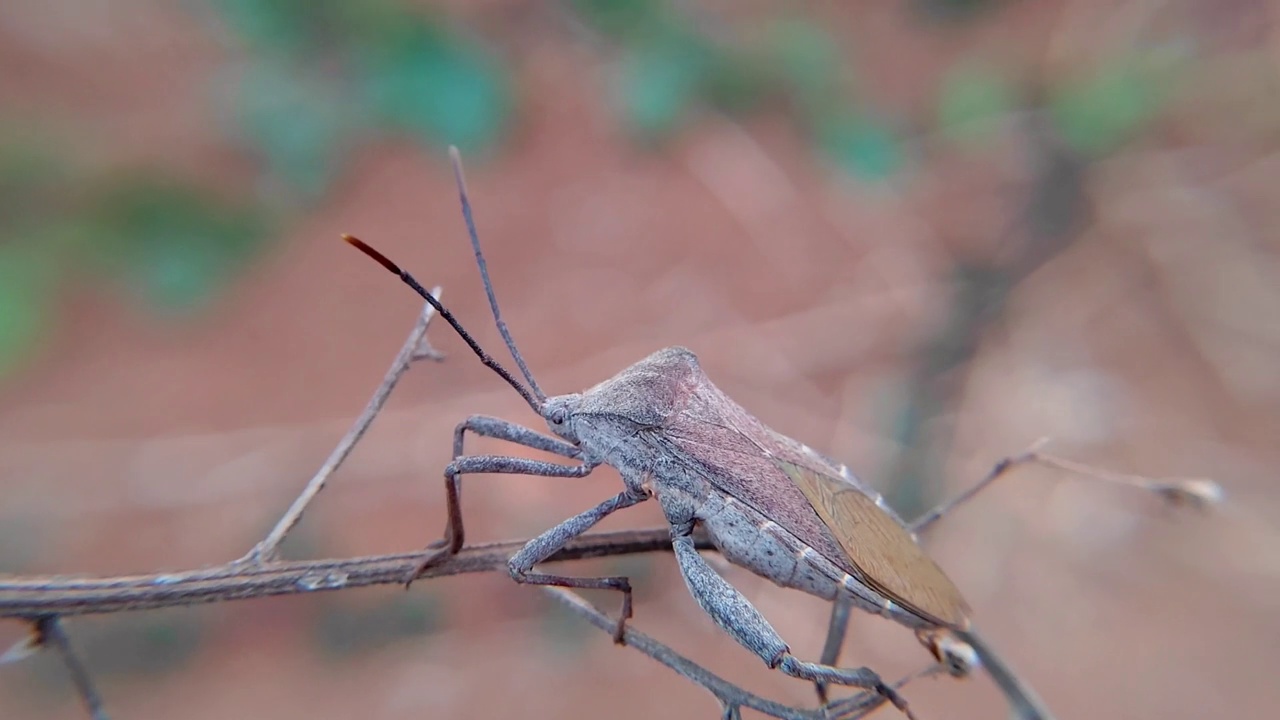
[1048,50,1182,157]
[359,21,509,155]
[312,592,442,659]
[87,178,269,313]
[218,0,510,197]
[29,611,206,687]
[537,592,596,658]
[0,143,65,380]
[817,112,905,182]
[14,613,203,711]
[0,243,56,379]
[233,59,355,198]
[937,62,1016,146]
[617,33,714,142]
[0,0,1190,389]
[0,139,271,383]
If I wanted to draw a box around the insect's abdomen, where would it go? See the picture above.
[699,493,839,600]
[697,492,936,630]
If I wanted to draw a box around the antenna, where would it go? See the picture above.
[448,147,547,403]
[342,235,542,414]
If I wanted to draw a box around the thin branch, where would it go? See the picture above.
[242,290,443,564]
[909,438,1050,535]
[909,437,1223,535]
[0,528,700,618]
[543,586,934,720]
[37,616,109,720]
[956,628,1054,720]
[1031,453,1223,510]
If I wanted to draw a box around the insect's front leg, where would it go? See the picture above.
[452,415,582,463]
[406,415,591,584]
[658,492,916,720]
[439,416,583,550]
[508,488,650,644]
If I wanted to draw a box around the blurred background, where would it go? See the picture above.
[1,1,1278,718]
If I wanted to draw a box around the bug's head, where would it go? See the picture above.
[343,147,549,418]
[541,393,583,443]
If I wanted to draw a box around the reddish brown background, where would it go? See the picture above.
[2,2,1278,719]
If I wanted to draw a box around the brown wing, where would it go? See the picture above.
[775,458,971,630]
[656,356,970,629]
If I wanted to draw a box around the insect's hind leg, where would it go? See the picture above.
[667,529,915,719]
[658,478,915,718]
[407,415,589,584]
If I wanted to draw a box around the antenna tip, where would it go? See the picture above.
[341,234,402,276]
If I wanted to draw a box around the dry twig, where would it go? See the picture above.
[243,290,444,565]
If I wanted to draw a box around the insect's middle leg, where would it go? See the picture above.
[508,488,649,643]
[407,415,590,584]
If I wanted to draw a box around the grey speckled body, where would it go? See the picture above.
[544,347,934,630]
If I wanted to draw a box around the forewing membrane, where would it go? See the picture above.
[776,458,971,630]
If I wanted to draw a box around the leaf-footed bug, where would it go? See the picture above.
[343,149,1079,719]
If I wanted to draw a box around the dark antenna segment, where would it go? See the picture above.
[342,234,542,413]
[448,146,547,403]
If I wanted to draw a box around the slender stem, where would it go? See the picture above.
[38,617,109,720]
[959,628,1056,720]
[909,438,1049,534]
[243,291,442,564]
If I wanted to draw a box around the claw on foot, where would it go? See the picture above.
[403,541,451,589]
[611,584,633,645]
[876,682,916,720]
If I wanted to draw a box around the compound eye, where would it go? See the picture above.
[547,406,568,426]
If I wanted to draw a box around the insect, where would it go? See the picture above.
[343,149,1035,718]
